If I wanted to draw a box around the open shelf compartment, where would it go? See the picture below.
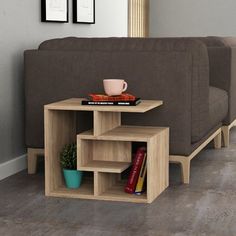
[51,174,94,199]
[95,172,147,203]
[77,139,132,173]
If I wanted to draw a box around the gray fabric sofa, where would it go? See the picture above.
[198,37,236,125]
[198,37,236,147]
[24,37,229,182]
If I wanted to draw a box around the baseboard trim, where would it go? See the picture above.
[0,154,27,181]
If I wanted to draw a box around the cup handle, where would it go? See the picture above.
[122,81,128,92]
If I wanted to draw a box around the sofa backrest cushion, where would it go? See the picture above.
[25,37,210,155]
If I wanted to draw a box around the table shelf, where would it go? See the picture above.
[78,125,167,142]
[50,178,94,199]
[98,179,147,203]
[45,98,163,113]
[78,160,131,173]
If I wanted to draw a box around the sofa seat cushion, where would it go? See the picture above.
[209,86,228,132]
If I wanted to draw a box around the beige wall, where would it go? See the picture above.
[0,0,128,164]
[150,0,236,37]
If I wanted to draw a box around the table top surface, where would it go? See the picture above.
[45,98,163,113]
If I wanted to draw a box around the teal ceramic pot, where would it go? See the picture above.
[63,169,83,189]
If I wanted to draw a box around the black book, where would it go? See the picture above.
[81,98,141,106]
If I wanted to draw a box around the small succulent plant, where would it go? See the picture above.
[60,143,77,170]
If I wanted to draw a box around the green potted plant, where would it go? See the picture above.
[60,143,83,189]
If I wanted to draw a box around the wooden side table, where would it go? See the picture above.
[44,98,169,203]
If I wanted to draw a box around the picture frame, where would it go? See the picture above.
[41,0,69,23]
[73,0,95,24]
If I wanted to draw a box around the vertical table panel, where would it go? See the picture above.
[45,109,76,195]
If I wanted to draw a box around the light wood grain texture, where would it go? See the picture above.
[94,172,119,196]
[77,139,93,167]
[98,179,147,203]
[51,181,147,203]
[181,159,191,184]
[171,156,191,184]
[222,118,236,147]
[77,139,132,167]
[93,111,121,136]
[44,109,76,196]
[128,0,149,37]
[214,131,222,149]
[189,128,221,161]
[222,126,230,147]
[93,140,131,162]
[78,161,131,173]
[27,148,44,174]
[45,98,163,113]
[170,128,222,184]
[78,126,167,142]
[49,178,94,199]
[147,129,169,203]
[44,99,168,203]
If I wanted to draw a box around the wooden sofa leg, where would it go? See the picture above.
[180,159,191,184]
[222,126,230,147]
[27,148,45,174]
[170,156,191,184]
[170,127,222,185]
[213,131,222,149]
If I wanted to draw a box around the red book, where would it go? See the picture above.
[125,147,146,194]
[88,93,136,102]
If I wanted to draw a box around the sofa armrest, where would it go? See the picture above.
[228,46,236,124]
[205,37,236,124]
[222,38,236,124]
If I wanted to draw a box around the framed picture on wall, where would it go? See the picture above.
[41,0,69,23]
[73,0,95,24]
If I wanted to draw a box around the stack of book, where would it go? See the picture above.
[81,93,141,106]
[125,147,147,195]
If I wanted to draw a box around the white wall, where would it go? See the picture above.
[150,0,236,37]
[0,0,128,165]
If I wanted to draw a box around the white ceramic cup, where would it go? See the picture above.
[103,79,128,96]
